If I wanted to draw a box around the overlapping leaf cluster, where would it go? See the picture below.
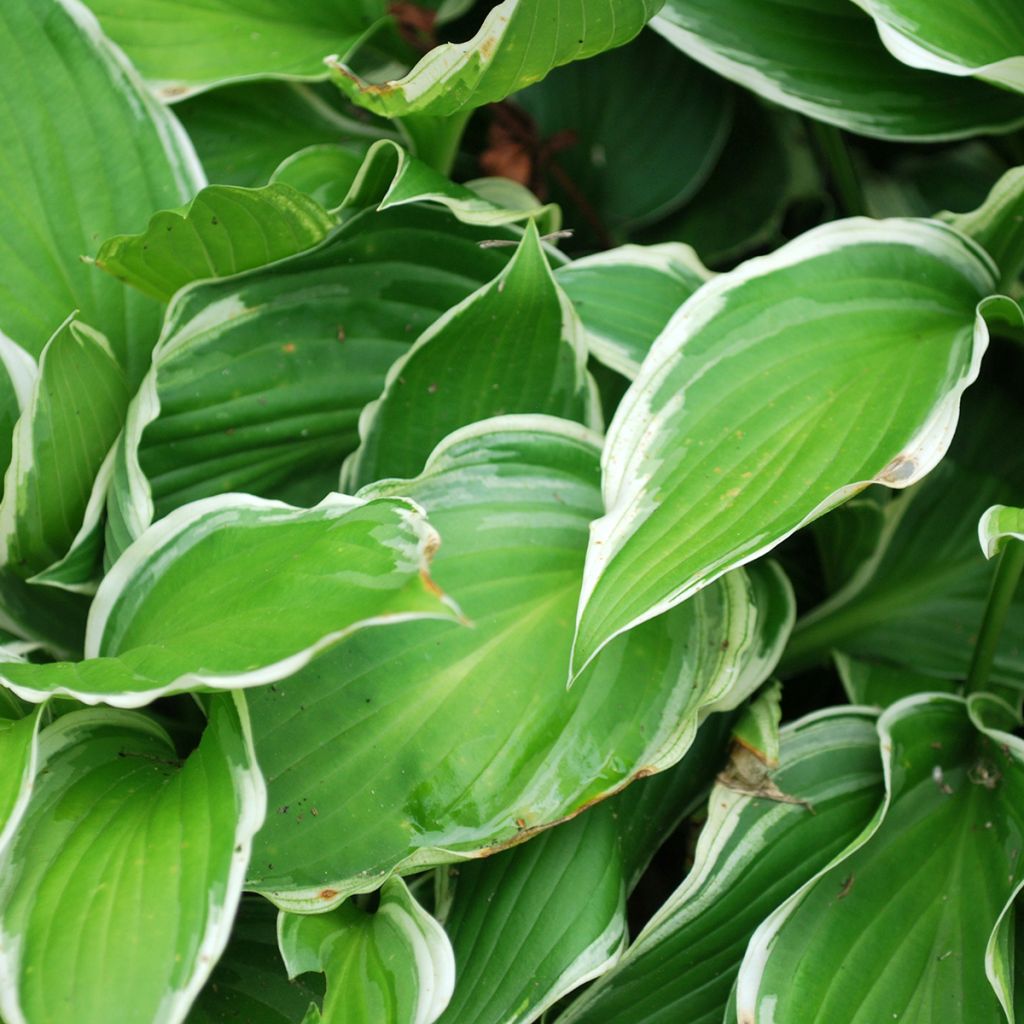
[1,1,1024,1022]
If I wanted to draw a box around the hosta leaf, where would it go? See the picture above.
[82,0,388,101]
[853,0,1024,95]
[514,29,733,243]
[328,0,662,117]
[342,221,591,489]
[980,505,1024,557]
[571,218,999,679]
[737,693,1024,1024]
[653,0,1024,141]
[555,244,709,379]
[332,139,556,226]
[175,82,388,189]
[436,717,734,1024]
[105,206,515,555]
[0,317,128,582]
[247,416,793,909]
[271,145,369,210]
[556,707,884,1024]
[0,693,266,1024]
[0,335,36,504]
[641,98,823,268]
[0,705,42,855]
[279,878,454,1024]
[187,896,324,1024]
[0,492,456,707]
[835,653,958,707]
[95,184,335,302]
[0,0,203,383]
[785,361,1024,692]
[941,166,1024,290]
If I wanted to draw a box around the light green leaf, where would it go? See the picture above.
[0,705,42,856]
[0,0,204,384]
[435,716,734,1024]
[175,81,390,189]
[0,334,36,505]
[514,29,733,244]
[557,707,884,1024]
[732,681,782,767]
[104,206,516,557]
[246,416,792,909]
[0,317,128,582]
[341,221,592,489]
[570,218,999,679]
[82,0,388,101]
[272,145,369,210]
[653,0,1024,140]
[785,364,1024,691]
[0,492,457,707]
[853,0,1024,95]
[328,0,662,117]
[737,693,1024,1024]
[555,244,710,379]
[278,878,454,1024]
[95,184,336,302]
[187,896,324,1024]
[941,167,1024,290]
[980,505,1024,559]
[332,139,556,226]
[0,693,266,1024]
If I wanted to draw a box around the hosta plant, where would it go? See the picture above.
[1,1,1024,1022]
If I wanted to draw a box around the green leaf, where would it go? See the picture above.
[853,0,1024,95]
[653,0,1024,141]
[175,82,389,189]
[513,29,734,243]
[104,206,516,557]
[555,243,710,379]
[0,491,457,707]
[736,693,1024,1024]
[640,97,824,268]
[434,717,734,1024]
[557,707,884,1024]
[0,317,128,583]
[784,363,1024,691]
[732,680,782,767]
[0,0,204,384]
[438,806,626,1024]
[341,221,592,489]
[82,0,388,101]
[0,705,42,855]
[278,878,454,1024]
[331,139,557,226]
[0,693,266,1024]
[0,334,36,505]
[246,416,793,909]
[95,184,336,303]
[570,218,998,679]
[187,896,324,1024]
[941,167,1024,290]
[328,0,662,117]
[272,146,370,210]
[980,505,1024,558]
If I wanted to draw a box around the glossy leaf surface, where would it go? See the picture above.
[0,492,455,706]
[279,878,454,1024]
[0,694,266,1024]
[558,708,884,1024]
[95,184,335,302]
[342,222,591,488]
[105,206,514,553]
[247,417,793,908]
[653,0,1024,140]
[329,0,662,117]
[854,0,1024,94]
[555,243,709,379]
[571,218,997,678]
[0,0,203,383]
[0,705,41,855]
[83,0,387,100]
[980,505,1024,558]
[738,694,1024,1023]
